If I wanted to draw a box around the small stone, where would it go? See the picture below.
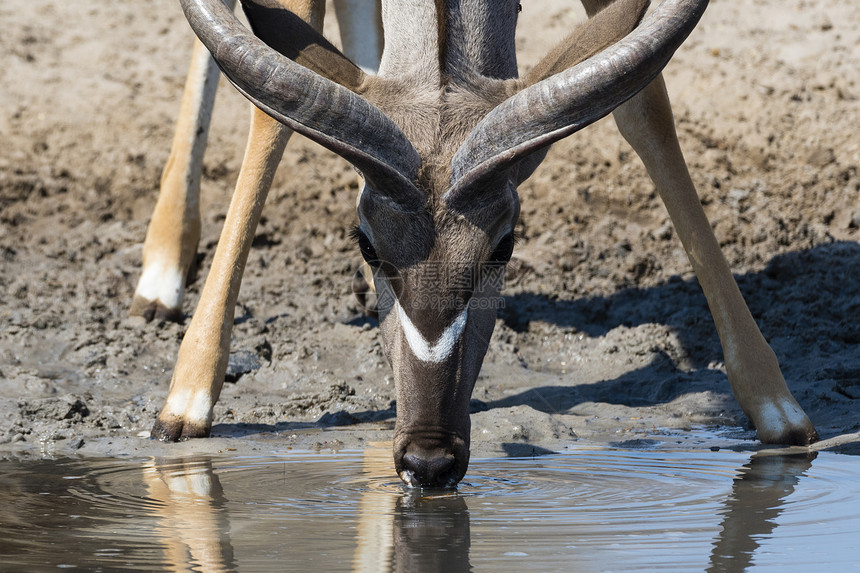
[728,188,750,206]
[849,208,860,230]
[317,411,358,426]
[224,350,263,383]
[806,147,835,168]
[655,221,673,240]
[63,398,90,420]
[123,315,147,329]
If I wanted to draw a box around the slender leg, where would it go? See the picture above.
[609,76,817,445]
[151,0,336,440]
[130,25,234,322]
[131,0,369,323]
[152,108,291,440]
[576,0,817,446]
[333,0,383,73]
[151,0,382,440]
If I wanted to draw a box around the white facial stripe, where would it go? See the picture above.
[396,302,468,363]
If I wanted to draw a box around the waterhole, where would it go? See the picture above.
[1,446,858,572]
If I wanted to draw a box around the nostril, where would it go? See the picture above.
[401,451,456,488]
[403,452,455,476]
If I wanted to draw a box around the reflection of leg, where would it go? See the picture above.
[353,443,396,572]
[708,452,814,572]
[144,458,234,572]
[131,29,232,322]
[151,108,291,440]
[609,76,817,445]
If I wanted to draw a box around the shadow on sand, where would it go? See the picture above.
[214,242,860,439]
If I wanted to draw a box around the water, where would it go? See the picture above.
[1,446,858,572]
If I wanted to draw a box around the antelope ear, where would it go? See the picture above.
[524,0,649,86]
[240,0,365,92]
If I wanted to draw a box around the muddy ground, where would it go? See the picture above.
[0,0,858,463]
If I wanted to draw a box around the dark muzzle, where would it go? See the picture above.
[394,432,469,488]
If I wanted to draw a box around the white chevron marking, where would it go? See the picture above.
[396,301,468,363]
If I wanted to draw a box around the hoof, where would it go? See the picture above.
[759,424,819,447]
[752,399,819,446]
[151,387,215,441]
[130,295,183,323]
[131,261,186,322]
[151,416,210,442]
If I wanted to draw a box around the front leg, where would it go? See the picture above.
[131,33,228,322]
[152,107,291,440]
[611,76,818,445]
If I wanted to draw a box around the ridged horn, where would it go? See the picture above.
[179,0,424,209]
[447,0,708,200]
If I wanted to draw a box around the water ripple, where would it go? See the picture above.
[1,448,858,571]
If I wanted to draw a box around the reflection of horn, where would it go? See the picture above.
[144,458,235,572]
[353,443,396,572]
[708,451,815,572]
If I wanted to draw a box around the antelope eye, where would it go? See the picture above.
[357,233,378,264]
[350,226,379,265]
[489,232,515,264]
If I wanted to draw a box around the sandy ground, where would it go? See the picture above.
[0,0,858,462]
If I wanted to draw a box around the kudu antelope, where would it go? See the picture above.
[145,0,819,488]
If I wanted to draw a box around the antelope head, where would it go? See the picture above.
[180,0,707,487]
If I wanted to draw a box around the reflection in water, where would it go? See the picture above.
[143,448,822,573]
[1,446,857,570]
[351,444,471,572]
[145,458,235,572]
[392,493,471,573]
[146,447,472,572]
[352,445,396,572]
[707,451,815,572]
